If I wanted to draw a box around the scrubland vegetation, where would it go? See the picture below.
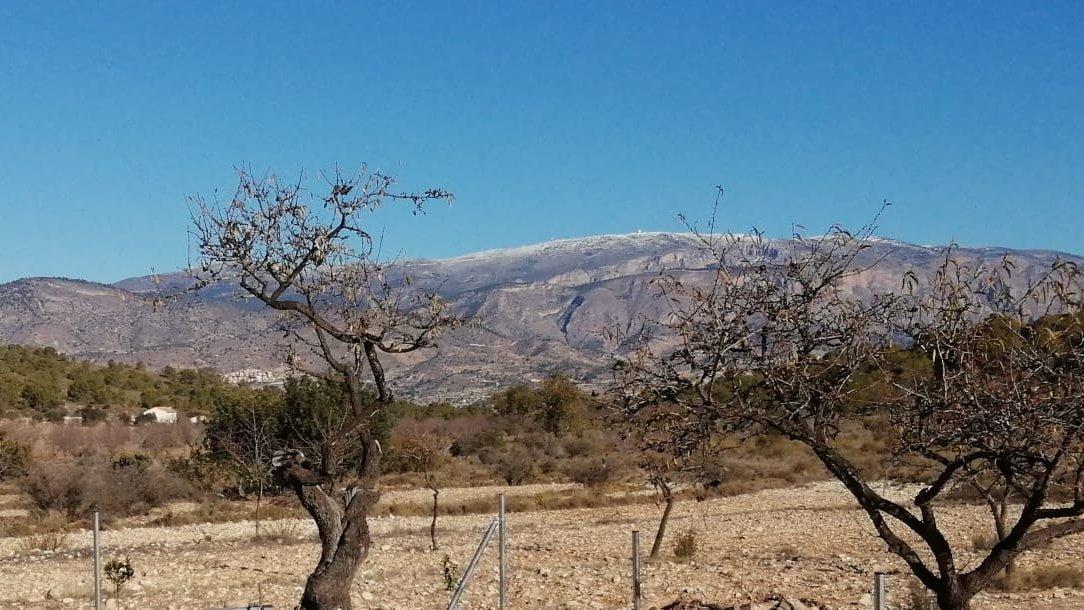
[0,344,226,420]
[0,350,934,546]
[0,355,1021,595]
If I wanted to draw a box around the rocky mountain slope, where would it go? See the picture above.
[2,233,1080,402]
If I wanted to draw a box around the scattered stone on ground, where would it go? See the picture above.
[657,592,830,610]
[1,481,1082,609]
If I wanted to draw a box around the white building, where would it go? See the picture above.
[140,406,178,424]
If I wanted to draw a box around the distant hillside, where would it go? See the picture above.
[2,233,1081,403]
[0,344,227,417]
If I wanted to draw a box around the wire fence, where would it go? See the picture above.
[83,498,901,610]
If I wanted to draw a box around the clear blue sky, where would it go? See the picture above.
[1,1,1082,283]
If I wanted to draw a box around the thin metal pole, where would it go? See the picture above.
[92,511,101,610]
[873,572,887,610]
[631,530,642,610]
[447,518,499,610]
[498,493,507,610]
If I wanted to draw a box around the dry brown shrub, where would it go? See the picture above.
[19,457,194,517]
[482,444,541,485]
[993,565,1084,591]
[14,512,69,554]
[44,422,135,458]
[19,462,87,514]
[139,420,201,455]
[562,429,620,457]
[16,530,68,554]
[673,529,698,560]
[6,420,201,464]
[3,510,68,538]
[394,415,493,443]
[563,457,618,488]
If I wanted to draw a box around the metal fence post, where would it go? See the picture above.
[498,493,507,610]
[631,530,642,610]
[873,572,887,610]
[92,510,101,610]
[446,518,499,610]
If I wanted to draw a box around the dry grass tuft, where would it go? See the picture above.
[15,529,68,554]
[971,532,997,551]
[775,542,801,559]
[253,519,307,544]
[673,528,698,560]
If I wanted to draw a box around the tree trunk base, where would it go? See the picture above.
[300,582,353,610]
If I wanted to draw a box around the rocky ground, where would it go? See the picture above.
[0,481,1081,609]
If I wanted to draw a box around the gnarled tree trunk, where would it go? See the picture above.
[278,456,380,610]
[429,487,440,551]
[936,575,972,610]
[650,483,675,558]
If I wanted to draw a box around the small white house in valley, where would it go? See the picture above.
[140,406,179,424]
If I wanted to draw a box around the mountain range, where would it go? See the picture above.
[2,233,1080,403]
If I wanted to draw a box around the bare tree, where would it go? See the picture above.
[191,166,457,610]
[613,214,1084,610]
[644,454,678,559]
[204,389,281,537]
[395,431,451,551]
[885,252,1084,604]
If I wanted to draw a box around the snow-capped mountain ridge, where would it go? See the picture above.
[2,233,1081,402]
